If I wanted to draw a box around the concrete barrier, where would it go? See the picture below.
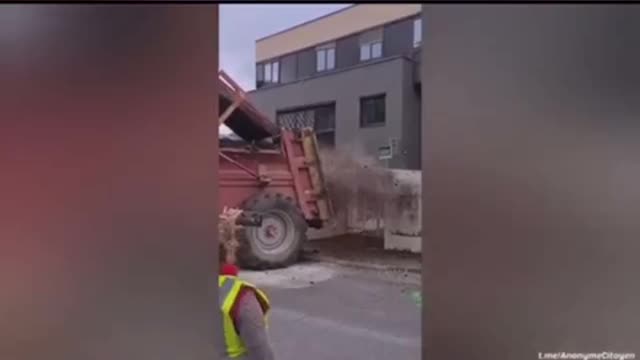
[312,166,422,254]
[383,169,422,253]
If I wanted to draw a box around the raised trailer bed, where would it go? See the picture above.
[218,70,332,269]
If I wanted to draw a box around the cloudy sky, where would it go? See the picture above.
[220,4,351,91]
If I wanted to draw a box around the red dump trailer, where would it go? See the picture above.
[218,71,332,269]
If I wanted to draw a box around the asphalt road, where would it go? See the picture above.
[239,262,422,360]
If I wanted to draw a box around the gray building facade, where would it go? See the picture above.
[248,5,423,170]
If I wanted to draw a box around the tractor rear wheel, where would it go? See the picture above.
[238,192,307,270]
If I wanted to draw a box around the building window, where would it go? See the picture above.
[413,18,422,48]
[359,28,383,62]
[360,41,383,61]
[276,103,336,148]
[316,43,336,72]
[272,61,279,83]
[264,63,271,82]
[263,60,279,83]
[359,94,386,127]
[255,63,264,88]
[279,54,297,83]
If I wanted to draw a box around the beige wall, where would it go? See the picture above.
[256,4,421,62]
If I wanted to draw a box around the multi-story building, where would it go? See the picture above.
[247,4,423,170]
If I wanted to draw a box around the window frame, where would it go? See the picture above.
[359,93,386,128]
[413,18,422,48]
[317,49,326,72]
[271,60,279,83]
[255,63,265,88]
[360,43,371,61]
[264,62,272,82]
[371,41,382,59]
[256,64,264,82]
[360,40,383,62]
[359,27,383,62]
[262,59,280,84]
[276,102,336,148]
[326,47,335,70]
[316,43,336,72]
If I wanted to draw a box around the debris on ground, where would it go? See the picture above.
[303,234,421,273]
[239,262,339,289]
[304,234,420,260]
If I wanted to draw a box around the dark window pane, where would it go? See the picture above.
[316,131,335,148]
[375,97,385,122]
[360,94,385,127]
[256,63,264,82]
[314,105,335,131]
[280,54,297,83]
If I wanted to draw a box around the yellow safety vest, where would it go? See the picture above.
[219,275,270,358]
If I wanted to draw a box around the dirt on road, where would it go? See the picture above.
[303,234,421,273]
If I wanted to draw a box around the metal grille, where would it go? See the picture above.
[277,104,336,148]
[276,104,335,131]
[276,109,316,129]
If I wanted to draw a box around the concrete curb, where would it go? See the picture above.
[303,254,422,274]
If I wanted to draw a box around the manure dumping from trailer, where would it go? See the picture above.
[317,146,419,233]
[318,147,392,219]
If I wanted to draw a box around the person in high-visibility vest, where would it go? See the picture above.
[219,208,275,360]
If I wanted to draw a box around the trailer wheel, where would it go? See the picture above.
[238,193,307,270]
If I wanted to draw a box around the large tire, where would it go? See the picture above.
[238,192,307,270]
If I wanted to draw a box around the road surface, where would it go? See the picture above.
[239,261,422,360]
